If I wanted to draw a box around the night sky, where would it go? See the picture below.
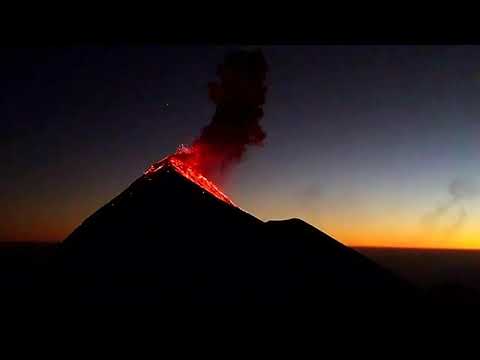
[3,45,480,249]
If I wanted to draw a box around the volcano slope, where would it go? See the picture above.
[56,161,418,306]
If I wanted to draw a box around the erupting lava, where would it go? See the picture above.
[144,49,269,209]
[144,145,236,207]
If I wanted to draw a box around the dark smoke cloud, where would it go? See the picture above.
[191,49,268,179]
[421,177,479,236]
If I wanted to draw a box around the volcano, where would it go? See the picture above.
[54,155,417,306]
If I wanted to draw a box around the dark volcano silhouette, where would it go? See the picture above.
[52,161,419,306]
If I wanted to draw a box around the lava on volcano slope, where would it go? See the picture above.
[144,145,236,207]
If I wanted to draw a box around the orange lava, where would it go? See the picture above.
[144,145,236,207]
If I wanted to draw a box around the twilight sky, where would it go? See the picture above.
[2,45,480,249]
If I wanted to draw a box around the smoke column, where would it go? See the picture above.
[187,49,269,181]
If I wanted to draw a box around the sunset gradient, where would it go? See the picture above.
[2,45,480,249]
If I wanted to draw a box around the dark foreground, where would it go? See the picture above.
[1,242,479,307]
[358,247,480,306]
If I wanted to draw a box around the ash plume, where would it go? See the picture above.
[421,178,479,235]
[191,49,269,179]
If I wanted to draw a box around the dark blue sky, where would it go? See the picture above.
[2,45,480,248]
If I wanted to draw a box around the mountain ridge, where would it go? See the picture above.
[55,162,418,305]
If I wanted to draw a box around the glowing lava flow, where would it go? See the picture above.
[144,146,236,207]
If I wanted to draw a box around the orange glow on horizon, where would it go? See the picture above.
[4,215,480,250]
[3,164,480,250]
